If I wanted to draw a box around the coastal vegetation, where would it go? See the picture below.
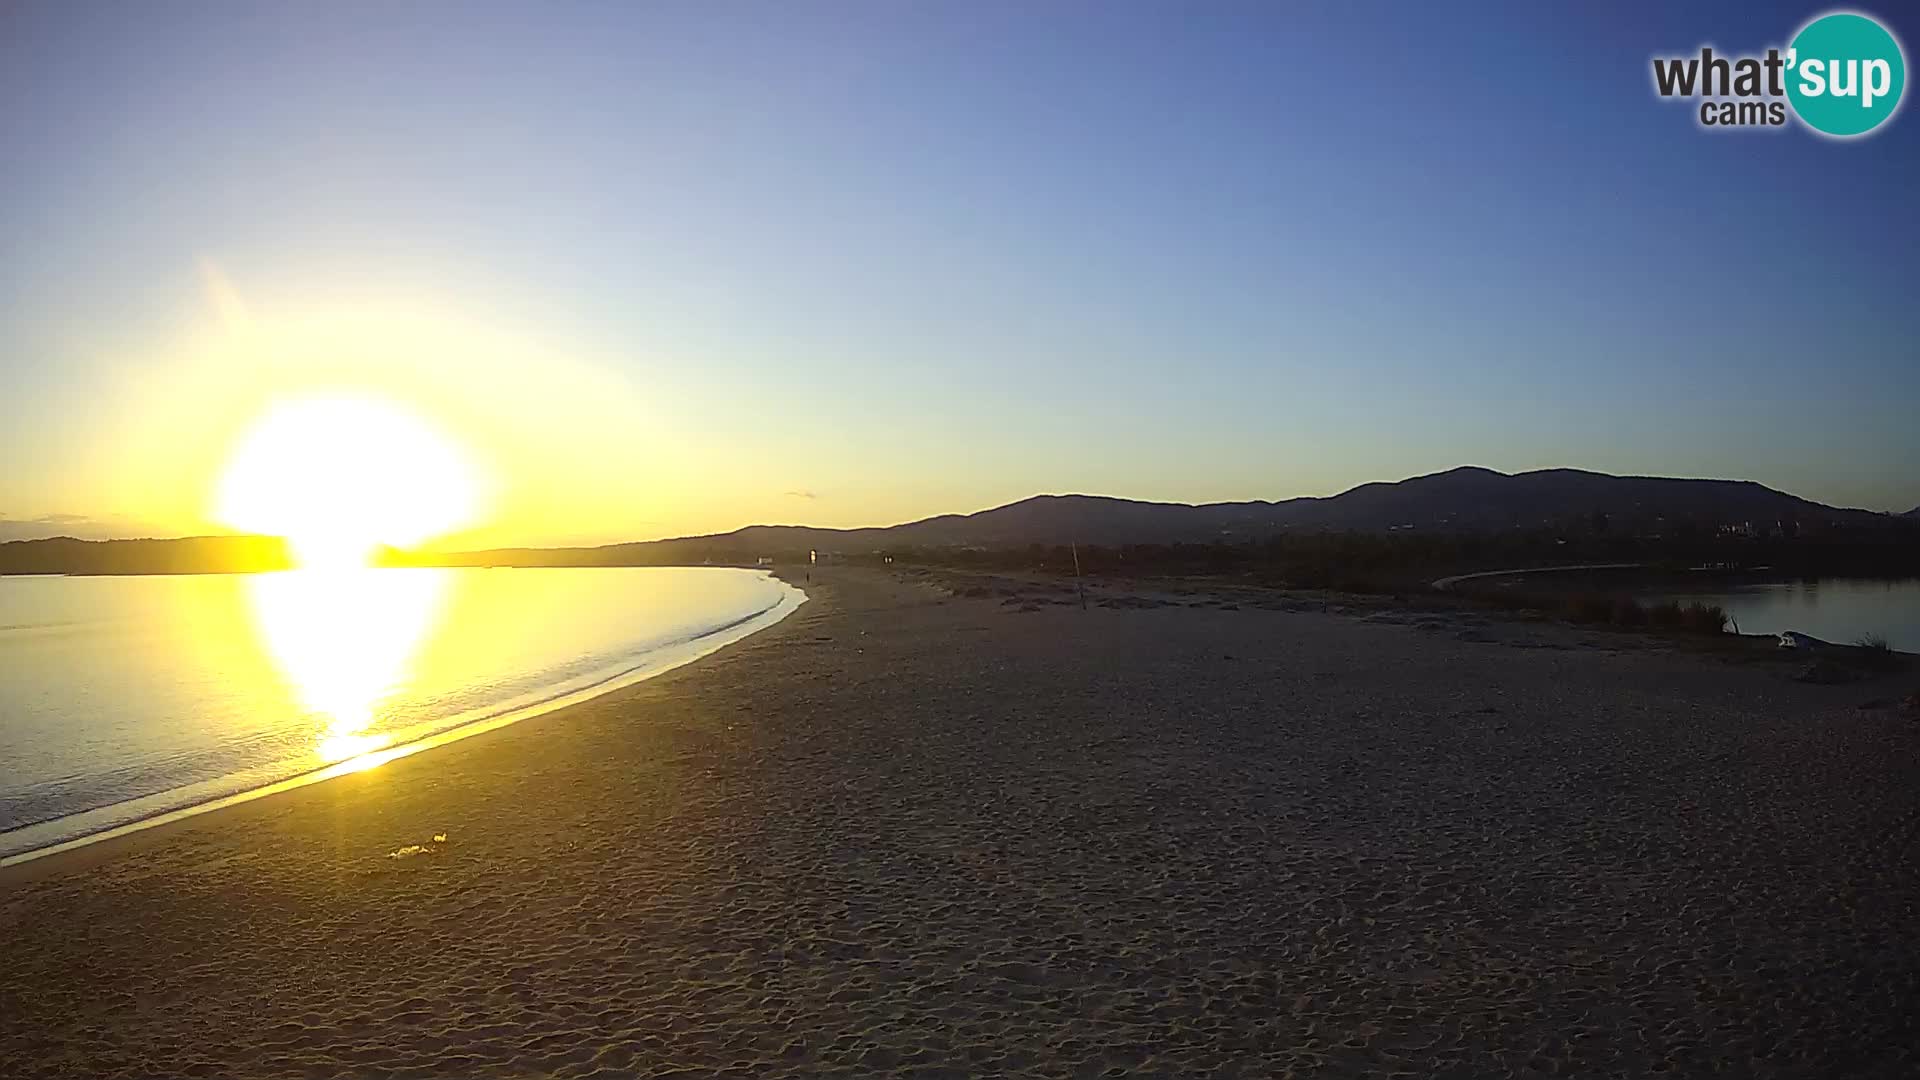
[872,529,1920,596]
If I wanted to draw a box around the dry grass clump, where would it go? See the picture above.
[1560,593,1727,635]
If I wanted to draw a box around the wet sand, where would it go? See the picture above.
[3,568,1917,1078]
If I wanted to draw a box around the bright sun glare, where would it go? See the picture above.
[215,394,485,568]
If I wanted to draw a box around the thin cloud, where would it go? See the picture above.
[0,513,155,542]
[784,490,822,500]
[198,257,254,338]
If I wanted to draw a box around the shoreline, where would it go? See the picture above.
[0,572,807,870]
[0,571,831,891]
[4,568,1916,1076]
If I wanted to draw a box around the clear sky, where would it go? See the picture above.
[4,1,1916,547]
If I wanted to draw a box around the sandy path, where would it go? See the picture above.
[2,569,1916,1078]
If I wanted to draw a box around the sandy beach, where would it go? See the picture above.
[3,568,1917,1078]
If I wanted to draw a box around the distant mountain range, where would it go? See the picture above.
[414,466,1910,569]
[0,535,293,576]
[3,467,1911,576]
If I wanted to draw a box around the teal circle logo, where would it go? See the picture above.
[1786,12,1907,137]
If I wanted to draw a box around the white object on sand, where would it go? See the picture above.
[1777,631,1821,649]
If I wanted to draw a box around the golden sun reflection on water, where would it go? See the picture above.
[242,568,451,765]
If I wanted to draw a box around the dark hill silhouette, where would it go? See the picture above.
[406,466,1902,568]
[0,535,292,576]
[1256,466,1881,533]
[6,467,1911,575]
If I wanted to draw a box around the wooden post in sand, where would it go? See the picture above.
[1071,541,1086,611]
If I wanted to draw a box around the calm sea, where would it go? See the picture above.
[0,567,803,861]
[1640,577,1920,651]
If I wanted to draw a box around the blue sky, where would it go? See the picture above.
[2,1,1916,545]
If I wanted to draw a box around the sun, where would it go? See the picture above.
[215,394,485,568]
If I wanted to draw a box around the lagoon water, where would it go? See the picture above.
[0,567,802,860]
[1641,577,1920,652]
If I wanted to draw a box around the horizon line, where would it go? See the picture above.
[6,463,1916,550]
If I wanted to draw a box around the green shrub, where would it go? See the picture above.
[1679,602,1728,634]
